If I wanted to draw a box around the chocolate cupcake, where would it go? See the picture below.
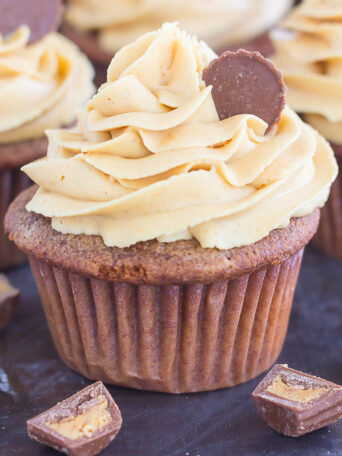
[5,23,337,393]
[0,5,95,270]
[271,0,342,260]
[62,0,293,85]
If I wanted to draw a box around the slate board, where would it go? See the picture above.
[1,247,342,456]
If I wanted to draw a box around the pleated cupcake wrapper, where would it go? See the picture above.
[28,249,303,393]
[0,168,31,270]
[312,151,342,260]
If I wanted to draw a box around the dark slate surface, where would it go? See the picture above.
[1,247,342,456]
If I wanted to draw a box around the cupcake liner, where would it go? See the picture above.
[28,249,303,394]
[0,169,31,270]
[312,149,342,260]
[0,137,47,270]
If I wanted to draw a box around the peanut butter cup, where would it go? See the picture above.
[0,0,63,43]
[203,49,286,133]
[27,382,122,456]
[253,364,342,437]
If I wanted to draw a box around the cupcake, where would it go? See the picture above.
[271,0,342,260]
[62,0,293,84]
[0,0,94,270]
[5,23,337,393]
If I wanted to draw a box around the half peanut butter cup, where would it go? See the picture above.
[0,0,63,43]
[203,49,286,133]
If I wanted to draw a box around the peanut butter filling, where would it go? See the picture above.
[267,377,327,403]
[46,395,111,440]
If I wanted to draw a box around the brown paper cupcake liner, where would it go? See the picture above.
[0,169,31,270]
[312,148,342,260]
[0,138,47,270]
[28,249,303,393]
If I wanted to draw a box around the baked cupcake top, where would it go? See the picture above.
[271,0,342,145]
[65,0,293,53]
[0,26,94,144]
[23,23,337,250]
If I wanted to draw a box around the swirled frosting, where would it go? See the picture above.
[65,0,293,52]
[0,26,94,143]
[23,23,337,250]
[271,0,342,145]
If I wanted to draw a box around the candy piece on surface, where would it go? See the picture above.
[252,364,342,437]
[27,382,122,456]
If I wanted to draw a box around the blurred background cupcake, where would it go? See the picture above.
[0,22,94,270]
[62,0,294,84]
[271,0,342,260]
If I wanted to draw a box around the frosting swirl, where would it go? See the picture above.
[271,0,342,145]
[23,23,337,250]
[65,0,293,52]
[0,27,94,143]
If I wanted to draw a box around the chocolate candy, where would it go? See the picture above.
[252,364,342,437]
[203,49,286,133]
[0,0,63,43]
[27,382,122,456]
[0,274,20,331]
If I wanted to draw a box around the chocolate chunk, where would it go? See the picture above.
[203,49,286,133]
[27,382,122,456]
[0,274,20,331]
[0,0,64,43]
[252,364,342,437]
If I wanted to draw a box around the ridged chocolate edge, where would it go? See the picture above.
[254,394,342,438]
[27,382,122,456]
[29,250,303,393]
[312,147,342,260]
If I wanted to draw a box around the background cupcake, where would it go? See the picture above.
[6,23,337,393]
[271,0,342,260]
[0,10,94,270]
[62,0,293,84]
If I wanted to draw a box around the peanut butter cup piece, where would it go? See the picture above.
[203,49,286,133]
[0,274,20,331]
[253,364,342,437]
[27,382,122,456]
[0,0,63,43]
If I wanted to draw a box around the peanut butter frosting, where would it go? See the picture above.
[0,26,94,144]
[65,0,293,53]
[23,23,337,250]
[271,0,342,145]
